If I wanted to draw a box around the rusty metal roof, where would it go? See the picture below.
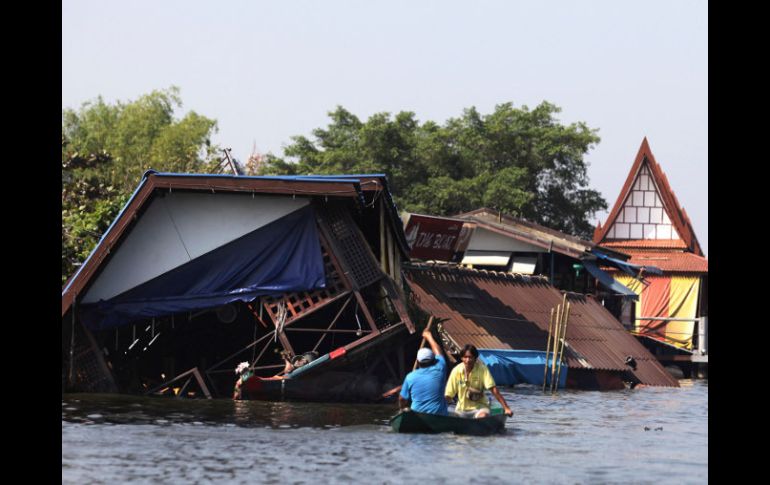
[404,264,679,387]
[455,208,630,260]
[602,239,688,250]
[605,249,708,274]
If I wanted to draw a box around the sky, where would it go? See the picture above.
[62,0,707,256]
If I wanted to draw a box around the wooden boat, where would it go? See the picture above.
[389,409,507,436]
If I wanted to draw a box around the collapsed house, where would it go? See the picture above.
[405,264,679,390]
[61,165,685,401]
[62,171,426,400]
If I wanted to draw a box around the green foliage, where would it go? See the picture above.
[61,144,127,285]
[61,87,220,284]
[261,102,607,238]
[62,87,219,192]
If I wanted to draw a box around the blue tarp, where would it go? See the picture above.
[582,260,640,299]
[479,349,568,388]
[81,205,326,330]
[589,250,663,276]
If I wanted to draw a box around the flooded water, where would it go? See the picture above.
[62,380,707,484]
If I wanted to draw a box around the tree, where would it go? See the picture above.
[62,87,220,284]
[61,137,127,285]
[62,87,219,192]
[260,102,607,239]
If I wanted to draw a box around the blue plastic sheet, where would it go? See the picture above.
[479,349,568,388]
[81,205,326,330]
[583,260,639,299]
[590,250,663,276]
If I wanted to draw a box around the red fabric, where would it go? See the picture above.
[637,276,670,339]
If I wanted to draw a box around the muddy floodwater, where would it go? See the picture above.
[62,380,707,484]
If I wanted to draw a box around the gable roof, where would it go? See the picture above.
[62,171,405,318]
[456,207,628,260]
[593,138,704,256]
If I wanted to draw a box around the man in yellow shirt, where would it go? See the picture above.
[445,344,513,418]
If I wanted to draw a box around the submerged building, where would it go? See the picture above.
[62,171,423,400]
[406,264,678,389]
[62,162,687,401]
[401,211,678,389]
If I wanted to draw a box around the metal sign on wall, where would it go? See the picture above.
[404,214,475,262]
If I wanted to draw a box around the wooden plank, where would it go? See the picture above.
[286,296,298,317]
[313,294,354,352]
[272,291,351,329]
[146,366,211,399]
[246,301,269,328]
[285,328,373,333]
[206,331,276,372]
[655,354,689,362]
[277,332,295,357]
[354,291,379,331]
[381,277,416,333]
[315,217,358,290]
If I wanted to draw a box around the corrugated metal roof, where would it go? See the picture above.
[602,239,688,250]
[456,212,588,259]
[605,250,708,273]
[458,208,595,249]
[405,264,679,387]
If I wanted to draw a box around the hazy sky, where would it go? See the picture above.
[62,1,707,256]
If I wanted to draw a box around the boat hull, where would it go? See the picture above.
[389,410,507,436]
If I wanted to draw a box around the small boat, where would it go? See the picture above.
[389,409,507,436]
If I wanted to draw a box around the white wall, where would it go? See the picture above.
[466,227,546,253]
[82,192,309,303]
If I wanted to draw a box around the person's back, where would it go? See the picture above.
[401,354,448,415]
[399,329,448,416]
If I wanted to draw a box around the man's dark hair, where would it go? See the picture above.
[418,359,437,368]
[460,344,479,358]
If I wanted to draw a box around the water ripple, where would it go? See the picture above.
[63,381,707,483]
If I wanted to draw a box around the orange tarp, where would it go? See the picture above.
[615,275,699,350]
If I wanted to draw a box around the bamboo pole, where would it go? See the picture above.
[549,294,567,393]
[542,307,555,393]
[549,301,564,393]
[412,317,435,371]
[553,301,570,394]
[551,301,566,394]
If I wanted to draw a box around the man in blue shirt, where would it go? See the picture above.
[398,329,448,416]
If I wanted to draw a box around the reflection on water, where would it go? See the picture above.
[62,394,393,428]
[63,380,707,484]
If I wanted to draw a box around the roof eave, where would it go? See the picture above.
[62,173,365,318]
